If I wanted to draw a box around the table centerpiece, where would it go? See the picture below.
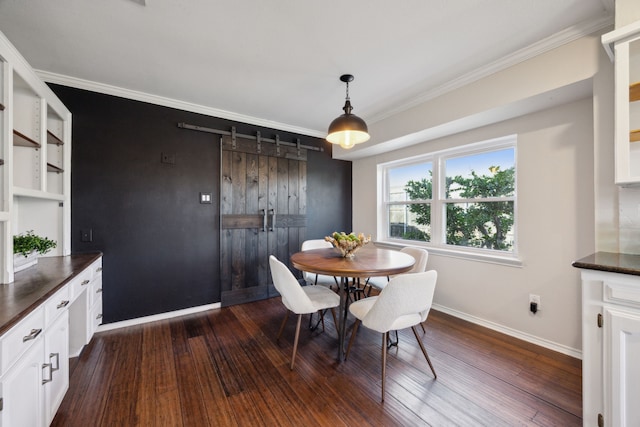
[325,232,371,258]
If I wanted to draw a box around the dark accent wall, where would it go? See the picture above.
[50,84,352,323]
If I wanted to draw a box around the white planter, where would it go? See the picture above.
[14,252,38,273]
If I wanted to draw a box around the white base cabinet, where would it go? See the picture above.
[580,268,640,427]
[0,254,101,426]
[43,311,69,426]
[0,336,45,427]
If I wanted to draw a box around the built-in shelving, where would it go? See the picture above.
[46,163,63,173]
[632,129,640,142]
[0,30,72,284]
[631,81,640,102]
[12,129,41,148]
[46,130,63,146]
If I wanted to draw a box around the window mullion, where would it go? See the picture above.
[431,156,443,245]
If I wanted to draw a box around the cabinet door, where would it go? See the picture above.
[43,311,69,425]
[0,337,45,427]
[606,307,640,426]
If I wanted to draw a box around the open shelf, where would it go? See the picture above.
[46,130,63,146]
[632,129,640,143]
[13,129,41,148]
[13,186,65,201]
[631,82,640,102]
[47,163,64,173]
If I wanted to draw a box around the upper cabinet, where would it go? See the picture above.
[0,30,71,283]
[603,22,640,185]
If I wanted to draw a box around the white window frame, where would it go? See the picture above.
[377,135,521,267]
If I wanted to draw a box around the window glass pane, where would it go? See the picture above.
[445,148,515,199]
[388,204,431,242]
[388,162,432,202]
[445,201,514,251]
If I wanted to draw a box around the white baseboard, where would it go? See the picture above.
[432,303,582,360]
[96,303,221,332]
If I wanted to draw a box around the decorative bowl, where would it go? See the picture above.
[325,232,371,258]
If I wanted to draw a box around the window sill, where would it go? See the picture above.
[374,240,523,268]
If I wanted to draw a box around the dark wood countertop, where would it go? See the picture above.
[572,252,640,276]
[0,252,102,336]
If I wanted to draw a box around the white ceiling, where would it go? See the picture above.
[0,0,614,140]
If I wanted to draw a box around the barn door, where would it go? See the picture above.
[220,134,307,306]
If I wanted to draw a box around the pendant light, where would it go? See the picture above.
[326,74,370,149]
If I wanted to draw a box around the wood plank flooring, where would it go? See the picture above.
[52,297,582,426]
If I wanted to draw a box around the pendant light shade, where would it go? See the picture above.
[326,74,370,149]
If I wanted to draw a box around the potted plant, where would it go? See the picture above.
[13,230,57,273]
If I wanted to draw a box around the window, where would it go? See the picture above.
[380,135,517,258]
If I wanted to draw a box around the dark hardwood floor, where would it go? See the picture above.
[52,297,581,426]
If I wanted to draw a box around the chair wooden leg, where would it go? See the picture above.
[290,314,303,370]
[381,332,388,402]
[412,326,437,379]
[330,308,338,335]
[344,319,361,361]
[277,310,289,342]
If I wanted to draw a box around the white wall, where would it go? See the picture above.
[617,0,640,28]
[357,99,595,354]
[352,32,615,355]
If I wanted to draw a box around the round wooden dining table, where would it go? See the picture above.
[290,245,415,361]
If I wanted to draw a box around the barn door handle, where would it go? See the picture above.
[261,209,267,232]
[269,209,276,231]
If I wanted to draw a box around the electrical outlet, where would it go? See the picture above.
[161,152,176,165]
[529,294,541,313]
[81,229,93,242]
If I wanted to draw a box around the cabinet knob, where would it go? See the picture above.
[96,313,103,320]
[23,328,42,342]
[96,267,103,272]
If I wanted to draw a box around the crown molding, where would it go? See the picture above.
[367,13,614,125]
[36,70,327,139]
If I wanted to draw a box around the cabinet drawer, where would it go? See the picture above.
[0,307,45,375]
[91,258,103,280]
[604,280,640,308]
[90,294,103,334]
[69,268,92,302]
[89,273,103,308]
[44,285,71,327]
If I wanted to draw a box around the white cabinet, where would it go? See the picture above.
[69,257,103,357]
[43,311,69,426]
[603,22,640,185]
[0,255,101,426]
[0,307,46,427]
[0,28,71,284]
[579,268,640,426]
[0,336,45,427]
[605,307,640,427]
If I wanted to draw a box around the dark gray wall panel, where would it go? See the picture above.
[50,84,352,323]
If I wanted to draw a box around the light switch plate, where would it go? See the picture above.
[200,192,212,204]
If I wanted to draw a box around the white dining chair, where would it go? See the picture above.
[345,270,438,401]
[301,239,340,290]
[366,246,429,291]
[269,255,340,370]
